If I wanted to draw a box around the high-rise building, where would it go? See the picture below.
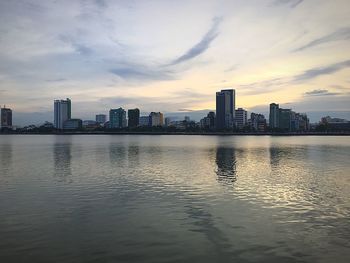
[128,108,140,128]
[235,108,247,129]
[279,108,291,131]
[269,103,279,129]
[109,108,127,128]
[1,106,12,129]
[149,112,164,126]
[216,89,235,130]
[139,116,150,126]
[54,98,71,129]
[96,114,107,124]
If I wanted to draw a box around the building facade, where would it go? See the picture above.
[200,112,216,130]
[235,108,247,129]
[149,112,164,126]
[109,108,127,129]
[63,119,82,130]
[269,103,279,129]
[95,114,107,124]
[269,103,309,132]
[1,106,12,129]
[279,108,292,131]
[128,108,140,128]
[139,116,150,126]
[250,113,267,132]
[216,89,235,130]
[54,98,71,129]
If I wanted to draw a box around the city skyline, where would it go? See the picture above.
[0,0,350,125]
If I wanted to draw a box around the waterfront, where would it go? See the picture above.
[0,135,349,262]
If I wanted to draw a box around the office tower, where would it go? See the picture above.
[269,103,279,129]
[109,108,127,128]
[96,114,107,124]
[1,106,12,129]
[128,108,140,128]
[216,89,235,130]
[54,98,71,129]
[235,108,247,129]
[149,112,164,126]
[139,116,150,126]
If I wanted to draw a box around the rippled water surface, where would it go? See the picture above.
[0,135,350,262]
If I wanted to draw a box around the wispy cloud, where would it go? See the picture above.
[293,27,350,52]
[110,63,174,81]
[239,60,350,95]
[272,0,304,8]
[293,60,350,82]
[239,77,288,95]
[46,78,67,82]
[169,17,222,65]
[304,89,339,96]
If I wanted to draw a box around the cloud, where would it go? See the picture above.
[328,85,349,91]
[170,89,212,100]
[169,17,222,65]
[58,34,92,55]
[293,60,350,82]
[293,27,350,52]
[46,78,67,82]
[272,0,304,8]
[304,89,339,96]
[94,0,107,9]
[239,60,350,96]
[109,63,174,81]
[74,44,94,55]
[239,77,288,95]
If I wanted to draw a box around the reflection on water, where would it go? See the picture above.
[53,137,72,179]
[0,142,12,172]
[215,147,237,184]
[0,135,350,263]
[109,142,127,167]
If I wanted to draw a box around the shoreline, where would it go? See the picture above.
[1,131,350,136]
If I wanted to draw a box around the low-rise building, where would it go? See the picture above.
[235,108,247,129]
[96,114,107,124]
[250,113,267,132]
[63,119,82,130]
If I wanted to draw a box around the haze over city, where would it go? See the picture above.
[0,0,350,125]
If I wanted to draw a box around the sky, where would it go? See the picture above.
[0,0,349,125]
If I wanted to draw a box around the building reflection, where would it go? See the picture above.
[269,147,281,168]
[109,143,127,167]
[215,147,237,184]
[0,143,13,173]
[128,145,140,167]
[53,137,72,179]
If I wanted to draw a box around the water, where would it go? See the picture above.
[0,135,349,262]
